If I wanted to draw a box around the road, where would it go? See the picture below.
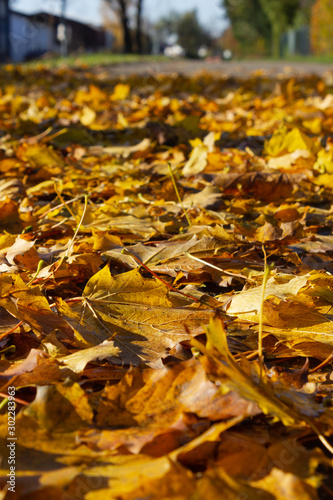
[102,58,333,79]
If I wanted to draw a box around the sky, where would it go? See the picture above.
[10,0,227,36]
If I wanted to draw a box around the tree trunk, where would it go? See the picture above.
[272,23,281,58]
[119,0,133,53]
[136,0,143,54]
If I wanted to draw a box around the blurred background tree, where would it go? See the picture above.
[154,9,211,58]
[136,0,143,53]
[259,0,300,57]
[219,26,241,58]
[154,12,179,43]
[222,0,314,57]
[103,0,144,53]
[176,10,211,58]
[311,0,333,55]
[223,0,271,57]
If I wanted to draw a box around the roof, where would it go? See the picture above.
[9,9,102,32]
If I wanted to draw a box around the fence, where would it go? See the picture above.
[280,25,311,57]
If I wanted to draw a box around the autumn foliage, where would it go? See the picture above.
[311,0,333,55]
[0,63,332,499]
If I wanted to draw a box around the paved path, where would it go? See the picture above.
[101,59,333,79]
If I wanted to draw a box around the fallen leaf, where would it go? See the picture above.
[0,274,74,337]
[59,340,120,373]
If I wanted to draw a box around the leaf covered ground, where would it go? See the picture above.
[0,64,333,499]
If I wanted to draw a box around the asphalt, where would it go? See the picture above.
[100,58,333,79]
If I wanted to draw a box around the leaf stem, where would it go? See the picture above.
[259,245,273,380]
[122,248,200,303]
[185,252,254,281]
[27,259,47,286]
[66,194,88,259]
[168,162,192,227]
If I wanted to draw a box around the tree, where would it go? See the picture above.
[295,0,316,26]
[154,11,179,46]
[100,3,124,52]
[155,10,211,58]
[176,10,211,58]
[223,0,271,56]
[311,0,333,55]
[136,0,143,54]
[103,0,144,53]
[259,0,300,57]
[223,0,308,57]
[104,0,132,53]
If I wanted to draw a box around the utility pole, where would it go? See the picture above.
[136,0,143,54]
[0,0,9,62]
[58,0,68,57]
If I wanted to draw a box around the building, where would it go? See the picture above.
[0,0,9,63]
[8,10,112,63]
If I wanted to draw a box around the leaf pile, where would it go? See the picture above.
[0,65,332,498]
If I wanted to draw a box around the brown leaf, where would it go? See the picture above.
[0,274,74,338]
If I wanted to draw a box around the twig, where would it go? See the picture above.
[0,392,29,406]
[0,322,23,341]
[309,353,333,374]
[38,195,82,220]
[15,126,68,145]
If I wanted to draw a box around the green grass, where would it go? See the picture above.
[286,54,333,63]
[267,53,333,63]
[228,53,333,64]
[21,52,168,69]
[14,51,333,71]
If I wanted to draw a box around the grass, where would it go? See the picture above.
[9,50,333,73]
[266,53,333,63]
[21,52,168,69]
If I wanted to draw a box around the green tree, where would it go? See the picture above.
[223,0,271,56]
[155,10,211,58]
[154,11,180,51]
[295,0,316,26]
[258,0,300,57]
[223,0,310,57]
[176,10,211,58]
